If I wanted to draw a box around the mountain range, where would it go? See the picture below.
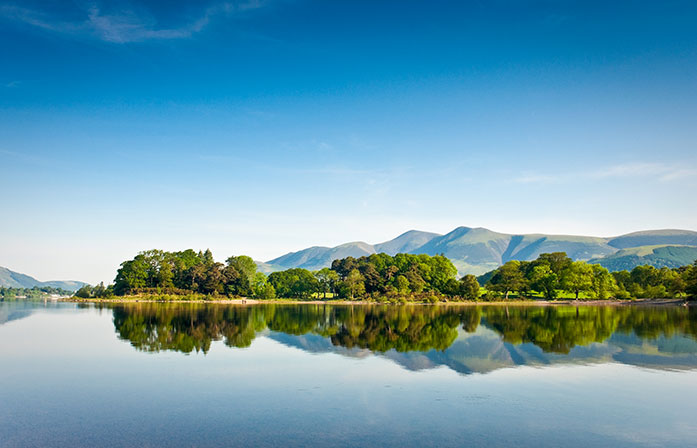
[258,227,697,275]
[0,266,86,292]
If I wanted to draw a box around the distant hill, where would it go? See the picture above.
[266,242,376,272]
[590,245,697,271]
[265,230,442,272]
[262,227,697,275]
[607,229,697,249]
[0,266,86,292]
[374,230,441,255]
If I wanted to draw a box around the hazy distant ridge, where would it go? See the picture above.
[0,267,86,292]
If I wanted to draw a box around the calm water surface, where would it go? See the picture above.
[1,301,696,447]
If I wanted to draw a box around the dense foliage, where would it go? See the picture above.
[87,248,697,301]
[101,249,478,301]
[0,286,73,300]
[483,253,697,300]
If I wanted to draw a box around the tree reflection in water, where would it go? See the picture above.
[109,303,697,360]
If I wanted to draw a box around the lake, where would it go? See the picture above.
[1,301,696,447]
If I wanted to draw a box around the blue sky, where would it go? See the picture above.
[1,0,696,284]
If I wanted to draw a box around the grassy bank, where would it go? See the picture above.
[63,294,691,307]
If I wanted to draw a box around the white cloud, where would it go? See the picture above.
[1,1,272,43]
[512,161,696,184]
[591,162,664,178]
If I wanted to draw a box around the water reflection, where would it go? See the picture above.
[0,300,64,325]
[107,303,697,374]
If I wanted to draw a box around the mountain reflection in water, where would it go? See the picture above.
[107,303,697,375]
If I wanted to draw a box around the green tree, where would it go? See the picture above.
[686,261,697,299]
[226,256,257,284]
[314,268,339,299]
[459,274,480,300]
[562,261,593,299]
[530,264,558,299]
[590,264,617,299]
[487,261,526,299]
[537,252,572,276]
[395,275,410,295]
[343,269,366,299]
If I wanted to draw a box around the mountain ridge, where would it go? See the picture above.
[261,227,697,275]
[0,266,86,292]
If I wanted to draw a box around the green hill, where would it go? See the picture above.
[590,245,697,271]
[608,229,697,249]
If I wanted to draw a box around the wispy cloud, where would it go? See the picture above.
[591,162,665,178]
[0,1,271,43]
[513,162,697,184]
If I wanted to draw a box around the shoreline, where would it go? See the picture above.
[63,297,692,307]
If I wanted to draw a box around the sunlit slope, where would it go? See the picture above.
[591,245,697,271]
[608,229,697,249]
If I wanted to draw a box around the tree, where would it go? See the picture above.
[199,262,224,294]
[488,261,526,299]
[314,268,338,299]
[530,264,558,299]
[226,256,257,284]
[395,275,410,295]
[537,252,572,276]
[590,264,617,299]
[686,261,697,299]
[343,269,366,299]
[562,261,593,299]
[114,257,149,294]
[268,268,319,299]
[251,273,276,299]
[459,274,480,300]
[405,268,426,293]
[75,285,93,298]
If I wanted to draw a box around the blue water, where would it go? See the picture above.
[1,301,696,447]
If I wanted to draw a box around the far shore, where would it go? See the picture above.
[63,297,692,307]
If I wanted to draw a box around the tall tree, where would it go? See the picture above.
[314,268,338,299]
[459,274,480,300]
[562,261,593,299]
[488,261,526,299]
[530,264,558,299]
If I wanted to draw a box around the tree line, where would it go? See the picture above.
[1,286,74,300]
[85,249,479,301]
[483,252,697,300]
[80,248,697,301]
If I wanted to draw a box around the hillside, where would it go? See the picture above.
[374,230,441,255]
[590,245,697,271]
[266,242,377,271]
[263,227,697,275]
[607,229,697,249]
[0,266,86,292]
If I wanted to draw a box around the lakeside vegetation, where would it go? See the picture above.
[1,286,74,300]
[482,252,697,300]
[73,249,697,303]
